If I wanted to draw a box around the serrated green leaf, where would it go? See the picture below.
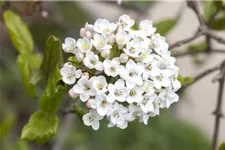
[204,1,217,22]
[219,141,225,150]
[40,36,63,79]
[39,67,65,113]
[3,10,33,54]
[154,18,178,36]
[21,111,58,143]
[17,53,42,98]
[21,67,65,143]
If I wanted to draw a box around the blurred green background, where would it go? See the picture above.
[1,1,224,150]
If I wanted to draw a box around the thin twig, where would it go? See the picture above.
[181,62,222,90]
[169,29,203,49]
[211,60,225,150]
[187,1,205,26]
[206,31,225,45]
[173,49,225,57]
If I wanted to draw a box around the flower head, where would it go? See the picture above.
[61,14,181,130]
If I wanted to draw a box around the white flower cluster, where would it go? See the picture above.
[60,14,181,130]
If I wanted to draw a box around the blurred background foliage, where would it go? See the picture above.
[1,1,225,150]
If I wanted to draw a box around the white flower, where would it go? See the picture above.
[89,94,112,116]
[92,34,112,51]
[140,60,161,80]
[156,88,179,108]
[139,20,156,35]
[116,31,131,48]
[126,86,144,103]
[123,39,142,58]
[77,37,92,53]
[91,76,108,94]
[125,104,142,122]
[62,37,77,54]
[103,58,120,77]
[107,102,128,129]
[119,53,128,63]
[107,79,129,103]
[138,93,157,113]
[73,77,95,102]
[137,49,154,64]
[118,14,135,31]
[83,51,103,71]
[93,18,117,35]
[100,49,111,59]
[139,111,157,125]
[170,72,181,90]
[60,63,82,85]
[83,110,103,130]
[142,80,155,94]
[150,34,168,55]
[151,69,172,89]
[119,59,143,89]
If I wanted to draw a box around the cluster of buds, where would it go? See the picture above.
[60,14,181,130]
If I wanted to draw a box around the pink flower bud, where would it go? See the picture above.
[85,31,92,39]
[86,100,91,108]
[107,34,116,44]
[80,28,87,37]
[68,89,78,99]
[41,11,48,19]
[76,53,84,62]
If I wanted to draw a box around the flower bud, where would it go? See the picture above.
[80,28,87,37]
[76,53,84,62]
[107,34,116,45]
[41,11,48,19]
[119,53,128,63]
[85,31,92,39]
[86,100,92,108]
[82,72,89,79]
[68,89,78,99]
[101,49,110,59]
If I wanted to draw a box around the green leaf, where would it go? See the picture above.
[0,1,5,7]
[3,10,33,54]
[209,16,225,30]
[154,18,178,36]
[187,41,207,52]
[21,111,58,143]
[40,36,63,79]
[183,77,194,85]
[39,67,65,113]
[21,67,65,143]
[177,74,184,85]
[204,1,217,22]
[17,53,42,98]
[0,112,16,140]
[219,141,225,150]
[12,140,29,150]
